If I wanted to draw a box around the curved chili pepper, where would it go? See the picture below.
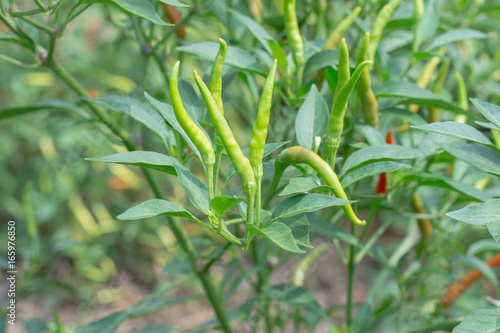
[367,0,403,63]
[284,0,305,90]
[277,146,366,226]
[323,6,361,50]
[356,32,379,128]
[323,39,371,167]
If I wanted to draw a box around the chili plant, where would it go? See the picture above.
[1,0,499,332]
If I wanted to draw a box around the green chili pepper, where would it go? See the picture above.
[170,61,216,201]
[428,58,450,123]
[276,146,366,226]
[409,50,444,112]
[209,38,227,114]
[323,6,361,50]
[356,32,379,128]
[194,70,256,246]
[248,60,278,231]
[193,71,255,194]
[209,39,228,195]
[284,0,305,91]
[367,0,403,63]
[249,59,278,169]
[170,61,214,156]
[323,40,371,167]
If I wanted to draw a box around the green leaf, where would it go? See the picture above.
[374,80,468,115]
[280,214,312,248]
[447,199,500,241]
[452,306,500,333]
[177,42,264,75]
[210,196,244,218]
[174,165,210,214]
[117,199,202,223]
[427,28,488,50]
[415,0,438,49]
[412,122,500,153]
[280,177,335,196]
[308,214,359,246]
[452,256,499,288]
[85,96,172,147]
[440,144,500,177]
[83,0,169,25]
[295,85,329,150]
[339,145,427,177]
[271,194,353,222]
[350,118,385,146]
[262,284,326,315]
[248,223,305,253]
[303,50,340,78]
[77,312,129,333]
[379,108,427,126]
[156,0,188,7]
[471,98,500,130]
[123,326,179,333]
[228,8,275,55]
[86,151,185,176]
[145,92,203,161]
[404,173,493,202]
[76,278,190,333]
[0,100,85,119]
[341,162,411,188]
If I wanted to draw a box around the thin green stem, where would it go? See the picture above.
[46,33,57,65]
[254,165,263,228]
[198,272,233,333]
[213,139,224,195]
[243,189,256,250]
[11,8,42,17]
[250,241,272,333]
[19,16,53,34]
[359,199,382,243]
[150,6,197,54]
[32,0,46,12]
[347,223,356,327]
[225,218,245,226]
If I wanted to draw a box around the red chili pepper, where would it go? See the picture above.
[163,5,186,40]
[376,130,394,195]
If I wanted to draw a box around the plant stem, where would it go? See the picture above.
[32,0,46,12]
[19,16,53,34]
[213,139,224,194]
[198,272,233,333]
[250,241,272,333]
[12,8,42,16]
[346,223,356,326]
[50,60,233,333]
[254,165,263,228]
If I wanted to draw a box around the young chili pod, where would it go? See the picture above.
[278,146,366,226]
[356,32,379,128]
[169,61,213,156]
[193,71,256,194]
[209,38,227,113]
[367,0,403,63]
[249,59,278,168]
[284,0,305,89]
[323,7,361,50]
